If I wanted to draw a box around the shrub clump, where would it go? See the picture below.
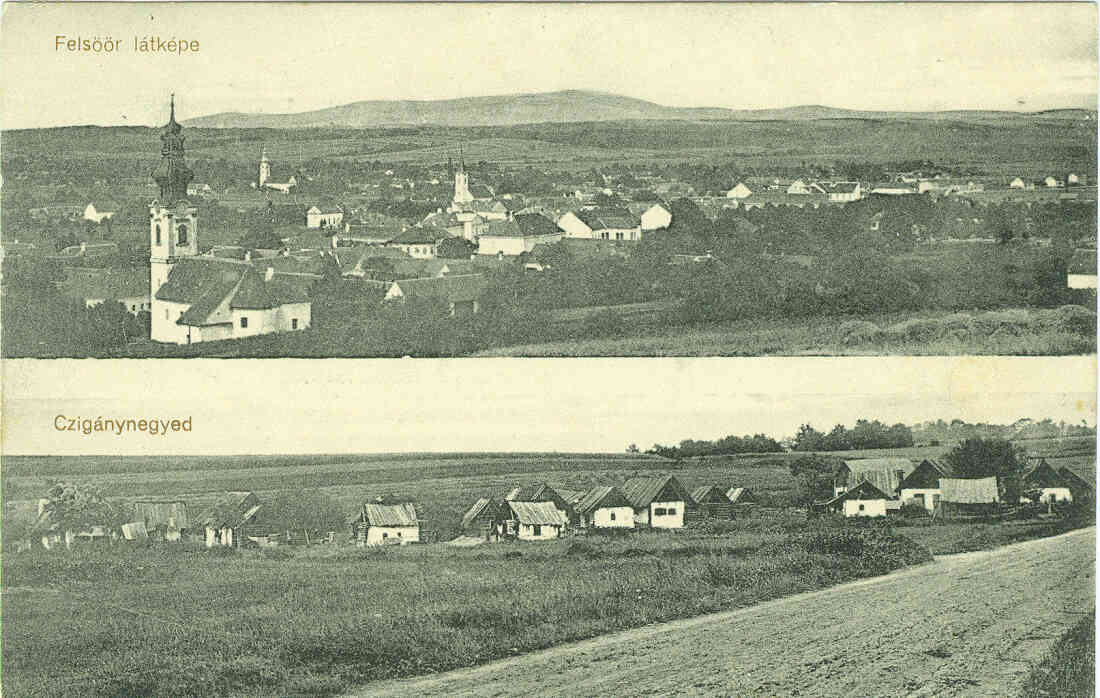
[885,318,944,342]
[837,320,883,345]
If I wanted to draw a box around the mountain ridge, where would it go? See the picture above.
[181,89,1097,129]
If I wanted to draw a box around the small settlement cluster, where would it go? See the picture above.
[26,474,758,551]
[823,456,1093,518]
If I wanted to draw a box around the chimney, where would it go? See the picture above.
[895,469,906,490]
[265,267,275,282]
[80,241,87,255]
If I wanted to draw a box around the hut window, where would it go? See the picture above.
[240,317,248,328]
[155,224,161,245]
[858,504,866,511]
[654,507,666,516]
[382,532,388,538]
[291,318,298,330]
[609,512,615,521]
[532,525,542,536]
[667,508,677,516]
[177,224,189,245]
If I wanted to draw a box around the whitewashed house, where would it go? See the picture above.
[827,480,893,518]
[825,182,861,202]
[726,182,753,199]
[306,204,344,229]
[834,458,915,498]
[384,274,487,317]
[83,202,117,223]
[348,502,420,546]
[1009,177,1027,189]
[200,491,262,548]
[1044,176,1064,189]
[573,486,634,529]
[1021,459,1073,504]
[557,208,642,241]
[787,180,826,195]
[630,202,672,231]
[477,213,562,257]
[621,475,692,529]
[898,459,952,512]
[387,227,444,259]
[504,500,569,540]
[1068,173,1080,185]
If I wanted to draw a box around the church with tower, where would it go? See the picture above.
[148,96,315,345]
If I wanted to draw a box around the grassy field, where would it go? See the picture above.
[475,307,1097,357]
[2,519,932,697]
[1019,609,1096,698]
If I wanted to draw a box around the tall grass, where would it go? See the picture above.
[2,524,931,697]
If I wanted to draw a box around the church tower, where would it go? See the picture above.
[258,146,271,188]
[150,94,199,297]
[452,157,473,206]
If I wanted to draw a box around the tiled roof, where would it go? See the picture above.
[390,274,487,304]
[574,207,639,231]
[826,182,860,194]
[157,257,314,327]
[230,268,313,310]
[58,268,147,301]
[483,213,561,238]
[391,227,446,245]
[350,502,419,527]
[843,458,915,494]
[726,487,755,504]
[461,498,502,529]
[691,485,729,505]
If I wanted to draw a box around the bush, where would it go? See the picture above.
[885,318,943,342]
[969,309,1032,336]
[1057,304,1097,336]
[837,320,883,345]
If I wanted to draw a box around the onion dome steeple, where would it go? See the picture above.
[153,94,193,204]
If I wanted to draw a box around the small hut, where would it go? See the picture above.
[199,491,262,548]
[503,500,568,540]
[133,499,190,542]
[689,485,734,520]
[347,502,420,546]
[461,497,505,541]
[1021,459,1073,504]
[573,486,634,529]
[939,477,1000,518]
[1057,467,1094,502]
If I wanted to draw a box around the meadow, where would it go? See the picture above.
[476,306,1098,357]
[2,519,932,697]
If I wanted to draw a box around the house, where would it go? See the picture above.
[505,483,575,525]
[1044,176,1064,189]
[132,500,190,541]
[347,502,420,546]
[725,182,753,199]
[199,491,262,548]
[387,227,445,259]
[153,258,314,345]
[787,180,826,195]
[557,207,642,241]
[83,202,117,223]
[834,458,915,498]
[726,487,757,506]
[824,480,894,518]
[1021,459,1073,504]
[384,274,487,316]
[1068,173,1081,186]
[1057,467,1093,501]
[939,477,1000,516]
[627,202,672,231]
[898,459,953,512]
[621,475,693,529]
[1067,249,1097,289]
[1009,177,1027,189]
[825,182,861,202]
[503,500,569,540]
[460,497,506,541]
[573,486,635,529]
[306,204,344,229]
[871,184,916,196]
[58,267,151,315]
[689,485,734,519]
[477,213,562,257]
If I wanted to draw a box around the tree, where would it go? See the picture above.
[943,437,1025,503]
[436,237,476,259]
[41,481,129,545]
[626,444,640,454]
[789,455,840,510]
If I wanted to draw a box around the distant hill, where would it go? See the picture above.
[182,90,1097,129]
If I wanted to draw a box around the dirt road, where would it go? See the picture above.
[351,528,1095,697]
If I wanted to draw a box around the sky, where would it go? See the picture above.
[1,2,1096,129]
[2,357,1094,456]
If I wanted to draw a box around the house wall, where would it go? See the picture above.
[307,212,344,229]
[592,506,634,528]
[843,498,887,518]
[557,212,594,239]
[151,299,194,344]
[192,324,234,343]
[86,295,151,315]
[649,501,685,528]
[640,206,671,231]
[900,488,942,512]
[231,307,280,339]
[478,236,528,257]
[1028,487,1074,503]
[517,522,561,540]
[364,525,419,545]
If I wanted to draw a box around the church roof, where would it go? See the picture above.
[157,257,315,327]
